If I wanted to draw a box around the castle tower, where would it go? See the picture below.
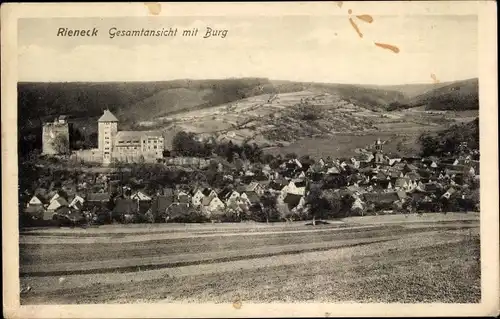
[98,110,118,164]
[42,116,70,155]
[375,138,383,151]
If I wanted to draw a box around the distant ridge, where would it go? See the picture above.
[18,77,479,124]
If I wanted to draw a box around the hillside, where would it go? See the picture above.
[387,78,479,111]
[419,117,479,157]
[18,79,410,124]
[17,78,275,122]
[17,78,478,158]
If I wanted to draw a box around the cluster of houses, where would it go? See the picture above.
[22,138,480,225]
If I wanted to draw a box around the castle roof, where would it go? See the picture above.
[98,110,119,122]
[115,130,163,144]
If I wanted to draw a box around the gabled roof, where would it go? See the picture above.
[218,187,234,200]
[243,191,260,204]
[131,191,152,201]
[201,194,217,206]
[52,196,69,207]
[98,110,119,122]
[202,188,214,196]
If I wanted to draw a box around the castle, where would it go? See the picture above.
[42,116,70,155]
[44,110,165,165]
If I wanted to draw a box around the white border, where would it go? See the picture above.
[2,2,498,318]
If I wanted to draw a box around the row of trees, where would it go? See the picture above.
[418,118,479,157]
[172,131,265,163]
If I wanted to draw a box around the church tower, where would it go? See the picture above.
[374,138,385,164]
[98,110,118,164]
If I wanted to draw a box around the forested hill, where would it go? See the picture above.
[387,78,479,111]
[18,78,410,123]
[17,78,276,122]
[18,77,479,125]
[419,117,479,157]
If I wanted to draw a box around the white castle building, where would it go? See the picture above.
[74,110,164,165]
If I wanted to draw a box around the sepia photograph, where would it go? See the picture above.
[2,1,498,318]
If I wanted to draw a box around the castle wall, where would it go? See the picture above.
[72,149,104,163]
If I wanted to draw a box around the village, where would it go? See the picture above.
[20,133,480,227]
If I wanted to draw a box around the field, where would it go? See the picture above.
[19,213,481,304]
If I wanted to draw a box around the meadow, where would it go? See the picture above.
[20,213,480,304]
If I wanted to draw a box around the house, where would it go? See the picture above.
[318,158,325,167]
[388,158,402,166]
[43,205,70,221]
[395,177,418,191]
[408,187,428,201]
[394,177,409,190]
[46,196,69,212]
[113,198,139,216]
[69,194,85,209]
[269,178,288,191]
[241,191,260,206]
[131,191,152,202]
[151,195,174,219]
[176,190,191,204]
[242,182,265,196]
[223,190,241,205]
[48,191,67,204]
[396,190,407,202]
[405,171,421,182]
[191,189,206,207]
[52,205,71,217]
[326,166,341,175]
[202,195,225,216]
[441,188,456,199]
[24,205,45,219]
[27,195,45,207]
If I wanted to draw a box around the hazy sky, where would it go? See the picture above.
[18,14,478,85]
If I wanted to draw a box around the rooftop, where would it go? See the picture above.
[98,110,119,122]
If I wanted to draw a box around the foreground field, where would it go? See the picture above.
[19,213,480,304]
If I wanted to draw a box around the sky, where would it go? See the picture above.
[17,13,478,85]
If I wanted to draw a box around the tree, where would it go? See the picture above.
[305,185,331,225]
[260,191,278,223]
[51,134,69,154]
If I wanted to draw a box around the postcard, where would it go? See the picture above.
[2,1,498,318]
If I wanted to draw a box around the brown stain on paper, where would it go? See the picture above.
[349,18,363,38]
[374,42,400,53]
[336,1,343,8]
[232,296,242,309]
[356,15,374,23]
[144,2,162,15]
[430,73,440,84]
